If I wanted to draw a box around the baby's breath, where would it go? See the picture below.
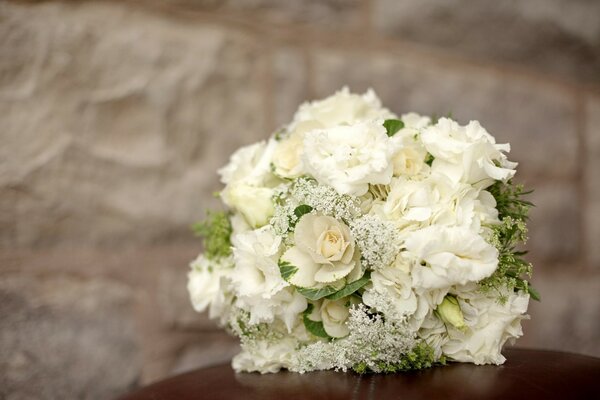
[291,177,361,222]
[350,215,401,270]
[291,304,426,373]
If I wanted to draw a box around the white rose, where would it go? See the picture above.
[290,86,395,130]
[302,121,397,196]
[281,214,362,289]
[442,287,530,365]
[421,118,517,188]
[222,183,274,228]
[404,225,498,289]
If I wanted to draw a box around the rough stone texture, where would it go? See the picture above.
[0,1,267,248]
[312,49,579,183]
[526,182,581,265]
[373,0,600,86]
[0,275,140,400]
[271,46,310,129]
[170,0,363,29]
[585,95,600,268]
[1,0,599,398]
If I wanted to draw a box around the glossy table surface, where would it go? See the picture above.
[120,349,600,400]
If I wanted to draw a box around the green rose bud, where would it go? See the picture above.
[436,295,466,330]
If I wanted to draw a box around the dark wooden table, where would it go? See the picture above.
[120,349,600,399]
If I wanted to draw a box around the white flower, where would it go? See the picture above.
[319,298,356,338]
[302,121,396,196]
[281,214,362,288]
[187,255,234,324]
[222,183,275,228]
[404,226,498,289]
[421,118,517,188]
[290,86,395,130]
[219,139,279,227]
[272,121,323,178]
[363,263,417,319]
[274,87,395,180]
[390,113,431,177]
[231,226,287,299]
[442,287,530,365]
[383,176,451,224]
[236,287,308,330]
[218,139,277,186]
[233,337,299,373]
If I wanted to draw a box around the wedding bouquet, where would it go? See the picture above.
[188,88,538,374]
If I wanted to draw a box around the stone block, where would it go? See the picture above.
[271,46,310,129]
[525,181,580,265]
[0,2,268,247]
[373,0,600,85]
[170,0,362,29]
[312,50,579,182]
[0,275,140,400]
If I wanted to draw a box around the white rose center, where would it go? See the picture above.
[317,228,347,260]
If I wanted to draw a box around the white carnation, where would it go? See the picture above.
[290,86,395,129]
[187,255,234,324]
[231,226,288,324]
[421,118,517,188]
[442,286,530,365]
[218,139,277,186]
[302,121,396,196]
[404,226,498,289]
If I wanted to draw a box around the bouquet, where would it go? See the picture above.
[187,87,538,374]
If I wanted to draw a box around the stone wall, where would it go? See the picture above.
[1,0,599,398]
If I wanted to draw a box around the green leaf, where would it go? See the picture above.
[383,119,404,137]
[278,260,298,282]
[294,204,313,220]
[527,284,541,301]
[424,153,435,166]
[297,285,340,301]
[302,304,330,338]
[326,271,371,300]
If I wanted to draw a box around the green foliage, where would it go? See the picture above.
[278,259,298,282]
[482,180,540,302]
[192,211,232,260]
[297,285,341,301]
[424,153,435,166]
[293,204,313,224]
[488,181,534,221]
[383,119,404,137]
[326,271,371,301]
[302,304,331,339]
[351,343,443,374]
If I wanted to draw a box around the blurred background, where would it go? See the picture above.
[1,0,599,398]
